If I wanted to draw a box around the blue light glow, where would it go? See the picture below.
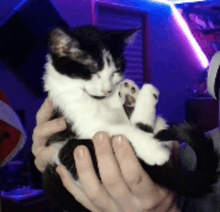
[168,0,205,4]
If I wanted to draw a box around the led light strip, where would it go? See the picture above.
[151,0,209,68]
[168,0,205,4]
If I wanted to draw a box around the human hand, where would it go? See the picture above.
[56,132,180,212]
[32,98,67,172]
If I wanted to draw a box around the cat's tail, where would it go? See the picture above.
[146,123,220,198]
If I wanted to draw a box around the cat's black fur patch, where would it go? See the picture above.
[124,94,133,106]
[49,26,127,80]
[136,123,154,133]
[106,56,111,66]
[43,139,100,212]
[122,104,134,119]
[46,108,77,146]
[43,163,90,212]
[152,123,220,197]
[59,139,100,181]
[153,93,158,100]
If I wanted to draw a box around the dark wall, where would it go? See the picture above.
[0,0,69,98]
[0,0,93,160]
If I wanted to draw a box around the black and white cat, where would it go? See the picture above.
[42,26,219,212]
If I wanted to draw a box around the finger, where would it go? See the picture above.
[112,135,169,206]
[93,132,135,211]
[34,146,57,172]
[32,118,66,156]
[36,98,53,125]
[74,145,117,212]
[56,165,103,212]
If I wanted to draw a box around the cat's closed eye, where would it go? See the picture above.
[111,69,121,77]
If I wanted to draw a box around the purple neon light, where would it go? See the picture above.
[150,0,209,68]
[171,4,209,68]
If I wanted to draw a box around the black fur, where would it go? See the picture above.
[48,26,129,80]
[46,108,77,146]
[122,104,134,119]
[153,93,158,100]
[153,123,220,197]
[43,139,100,212]
[136,123,154,133]
[43,164,89,212]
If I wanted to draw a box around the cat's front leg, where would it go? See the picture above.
[118,80,168,135]
[130,83,159,132]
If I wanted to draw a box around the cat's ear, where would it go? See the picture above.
[48,27,79,57]
[104,27,141,46]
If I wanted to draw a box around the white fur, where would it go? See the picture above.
[130,84,159,127]
[154,116,173,149]
[50,141,68,165]
[44,50,171,171]
[119,79,139,107]
[154,115,169,134]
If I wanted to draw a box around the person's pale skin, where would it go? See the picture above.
[32,98,180,212]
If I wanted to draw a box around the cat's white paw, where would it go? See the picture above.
[119,79,139,107]
[130,83,159,126]
[152,146,170,165]
[138,83,159,107]
[140,144,170,166]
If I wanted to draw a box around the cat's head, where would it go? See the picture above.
[47,26,140,99]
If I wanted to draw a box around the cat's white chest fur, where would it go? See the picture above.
[44,65,129,139]
[55,90,130,139]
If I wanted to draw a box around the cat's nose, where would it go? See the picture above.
[102,89,112,95]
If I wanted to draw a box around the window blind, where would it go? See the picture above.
[97,6,145,88]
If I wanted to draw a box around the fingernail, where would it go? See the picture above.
[115,136,123,146]
[95,132,105,145]
[75,147,85,160]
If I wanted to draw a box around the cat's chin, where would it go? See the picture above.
[83,88,107,100]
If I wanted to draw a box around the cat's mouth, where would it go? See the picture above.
[91,95,106,100]
[83,89,106,100]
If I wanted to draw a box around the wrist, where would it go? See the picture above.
[169,204,180,212]
[155,192,179,212]
[167,195,180,212]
